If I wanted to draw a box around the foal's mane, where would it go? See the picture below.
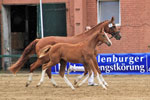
[75,20,110,37]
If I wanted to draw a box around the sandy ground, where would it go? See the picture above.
[0,72,150,100]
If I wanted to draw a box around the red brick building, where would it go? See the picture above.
[0,0,150,69]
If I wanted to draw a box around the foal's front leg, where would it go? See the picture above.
[46,67,58,87]
[93,56,108,87]
[59,60,75,90]
[94,51,108,87]
[89,59,107,89]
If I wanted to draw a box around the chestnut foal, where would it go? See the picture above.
[37,28,112,90]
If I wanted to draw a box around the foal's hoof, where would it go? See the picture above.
[53,84,58,88]
[103,81,109,87]
[36,85,40,87]
[98,84,107,90]
[25,84,29,87]
[102,86,107,90]
[25,81,32,87]
[105,83,109,87]
[25,82,31,87]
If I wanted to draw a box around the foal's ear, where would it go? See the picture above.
[100,28,104,33]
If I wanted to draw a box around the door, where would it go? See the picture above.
[37,3,67,37]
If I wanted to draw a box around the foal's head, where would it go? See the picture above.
[104,17,121,40]
[98,28,112,46]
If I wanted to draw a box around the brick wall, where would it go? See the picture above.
[117,0,150,53]
[118,0,145,53]
[86,0,97,26]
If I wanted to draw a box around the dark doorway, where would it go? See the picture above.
[11,5,37,48]
[28,6,37,43]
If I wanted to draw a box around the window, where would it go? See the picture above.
[97,0,120,25]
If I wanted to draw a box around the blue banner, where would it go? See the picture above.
[52,53,150,75]
[97,53,149,74]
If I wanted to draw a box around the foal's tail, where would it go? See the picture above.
[39,45,52,58]
[8,39,40,74]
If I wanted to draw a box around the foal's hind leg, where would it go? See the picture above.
[74,66,88,85]
[36,61,57,87]
[59,60,75,90]
[77,64,91,87]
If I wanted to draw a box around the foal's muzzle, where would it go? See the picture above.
[106,41,112,46]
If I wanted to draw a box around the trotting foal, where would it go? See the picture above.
[37,28,112,90]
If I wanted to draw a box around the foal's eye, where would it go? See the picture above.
[102,35,105,37]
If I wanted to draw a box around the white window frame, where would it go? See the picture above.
[97,0,121,26]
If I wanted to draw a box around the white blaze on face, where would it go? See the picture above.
[104,32,112,45]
